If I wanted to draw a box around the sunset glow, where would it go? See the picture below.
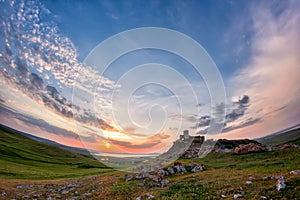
[0,0,299,156]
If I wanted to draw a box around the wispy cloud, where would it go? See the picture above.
[224,0,300,138]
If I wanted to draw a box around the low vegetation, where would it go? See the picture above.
[0,125,110,180]
[0,125,299,199]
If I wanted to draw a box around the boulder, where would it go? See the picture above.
[290,170,300,175]
[276,176,286,191]
[234,143,266,154]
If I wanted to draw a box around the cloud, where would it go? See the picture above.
[191,95,249,130]
[222,118,262,133]
[196,117,261,135]
[108,132,171,150]
[29,73,44,90]
[225,1,300,138]
[225,95,250,123]
[0,105,97,143]
[0,0,119,131]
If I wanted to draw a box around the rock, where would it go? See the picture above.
[233,194,243,199]
[82,192,92,198]
[167,167,175,174]
[16,185,35,189]
[278,143,299,150]
[61,190,69,195]
[245,181,252,185]
[290,170,300,175]
[173,165,181,173]
[276,176,286,191]
[138,182,145,187]
[152,175,162,183]
[125,174,133,182]
[177,164,187,173]
[161,179,169,187]
[146,193,155,199]
[260,196,267,199]
[234,143,266,154]
[191,164,204,172]
[221,194,227,198]
[135,173,150,179]
[157,169,167,176]
[136,196,142,200]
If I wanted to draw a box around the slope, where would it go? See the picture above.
[256,127,300,146]
[0,125,110,179]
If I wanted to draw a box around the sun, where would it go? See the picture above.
[104,142,111,149]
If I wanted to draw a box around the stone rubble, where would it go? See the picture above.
[276,176,286,191]
[234,143,267,154]
[125,161,205,188]
[245,181,252,185]
[233,193,243,199]
[136,193,155,200]
[289,170,300,175]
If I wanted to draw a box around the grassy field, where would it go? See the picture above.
[0,125,299,199]
[103,149,300,199]
[0,148,299,199]
[0,125,111,179]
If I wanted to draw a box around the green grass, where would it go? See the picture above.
[0,125,111,179]
[0,125,299,199]
[104,149,300,199]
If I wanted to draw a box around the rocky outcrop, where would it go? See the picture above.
[213,139,260,153]
[234,143,266,154]
[125,162,205,188]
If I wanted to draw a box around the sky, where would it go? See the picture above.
[0,0,300,155]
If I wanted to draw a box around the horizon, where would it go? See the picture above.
[0,0,300,156]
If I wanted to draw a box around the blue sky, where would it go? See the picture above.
[42,0,252,76]
[0,0,300,155]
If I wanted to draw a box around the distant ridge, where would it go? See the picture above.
[0,123,108,179]
[256,125,300,146]
[0,124,94,158]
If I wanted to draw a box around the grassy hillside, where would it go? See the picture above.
[257,127,300,146]
[2,148,299,199]
[0,125,110,180]
[105,149,300,199]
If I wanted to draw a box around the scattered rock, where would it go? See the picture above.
[221,194,227,198]
[82,192,92,198]
[157,169,167,176]
[146,193,155,199]
[233,194,243,199]
[16,185,35,189]
[136,173,150,179]
[245,181,252,185]
[137,193,155,200]
[61,190,69,195]
[278,143,299,150]
[167,167,175,174]
[260,196,267,199]
[161,179,169,187]
[290,170,300,175]
[276,176,286,191]
[234,143,266,154]
[191,164,204,172]
[125,174,133,182]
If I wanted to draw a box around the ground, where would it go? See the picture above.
[0,148,299,200]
